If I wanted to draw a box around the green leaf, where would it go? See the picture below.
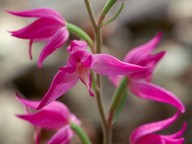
[70,122,92,144]
[101,2,124,27]
[108,77,128,125]
[99,0,117,23]
[112,89,127,124]
[67,23,93,49]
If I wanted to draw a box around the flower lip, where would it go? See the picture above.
[67,50,93,68]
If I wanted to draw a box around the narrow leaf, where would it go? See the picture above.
[108,77,128,125]
[112,89,127,124]
[101,2,124,27]
[99,0,118,23]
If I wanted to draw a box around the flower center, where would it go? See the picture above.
[76,63,90,85]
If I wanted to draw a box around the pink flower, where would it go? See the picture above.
[108,32,186,143]
[130,112,186,144]
[7,8,69,67]
[109,32,185,113]
[16,93,80,144]
[37,40,145,109]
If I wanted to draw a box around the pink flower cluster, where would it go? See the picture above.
[9,8,186,144]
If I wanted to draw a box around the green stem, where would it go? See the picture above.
[84,0,111,144]
[84,0,97,34]
[70,123,92,144]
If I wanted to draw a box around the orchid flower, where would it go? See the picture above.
[108,32,186,143]
[16,93,80,144]
[7,8,69,67]
[37,40,146,109]
[130,112,186,144]
[109,32,185,113]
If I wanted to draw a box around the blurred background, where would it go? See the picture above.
[0,0,192,143]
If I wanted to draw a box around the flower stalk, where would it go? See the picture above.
[70,122,92,144]
[84,0,111,143]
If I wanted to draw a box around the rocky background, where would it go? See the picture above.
[0,0,192,144]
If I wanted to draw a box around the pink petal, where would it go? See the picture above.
[17,110,69,129]
[92,54,145,76]
[130,81,185,113]
[6,8,64,24]
[42,101,72,121]
[164,122,186,139]
[37,70,78,109]
[48,126,73,144]
[77,64,94,96]
[136,134,184,144]
[124,32,162,64]
[130,112,179,143]
[135,134,163,144]
[17,101,73,129]
[10,18,63,39]
[15,92,40,109]
[67,50,92,68]
[38,27,69,67]
[108,75,123,87]
[133,123,186,144]
[67,40,88,54]
[129,51,166,80]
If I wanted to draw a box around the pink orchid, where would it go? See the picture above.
[37,40,146,109]
[130,112,186,144]
[16,93,80,144]
[7,8,69,67]
[108,32,186,143]
[109,32,185,113]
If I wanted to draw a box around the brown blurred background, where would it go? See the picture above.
[0,0,192,144]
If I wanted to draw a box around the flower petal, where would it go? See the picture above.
[129,51,166,80]
[15,92,40,109]
[130,112,179,144]
[17,110,68,129]
[6,8,64,24]
[163,122,186,139]
[108,75,123,87]
[124,32,162,64]
[92,54,145,76]
[48,126,73,144]
[10,18,63,39]
[38,27,69,67]
[77,64,94,96]
[136,134,184,144]
[67,40,88,54]
[130,81,185,113]
[37,70,78,109]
